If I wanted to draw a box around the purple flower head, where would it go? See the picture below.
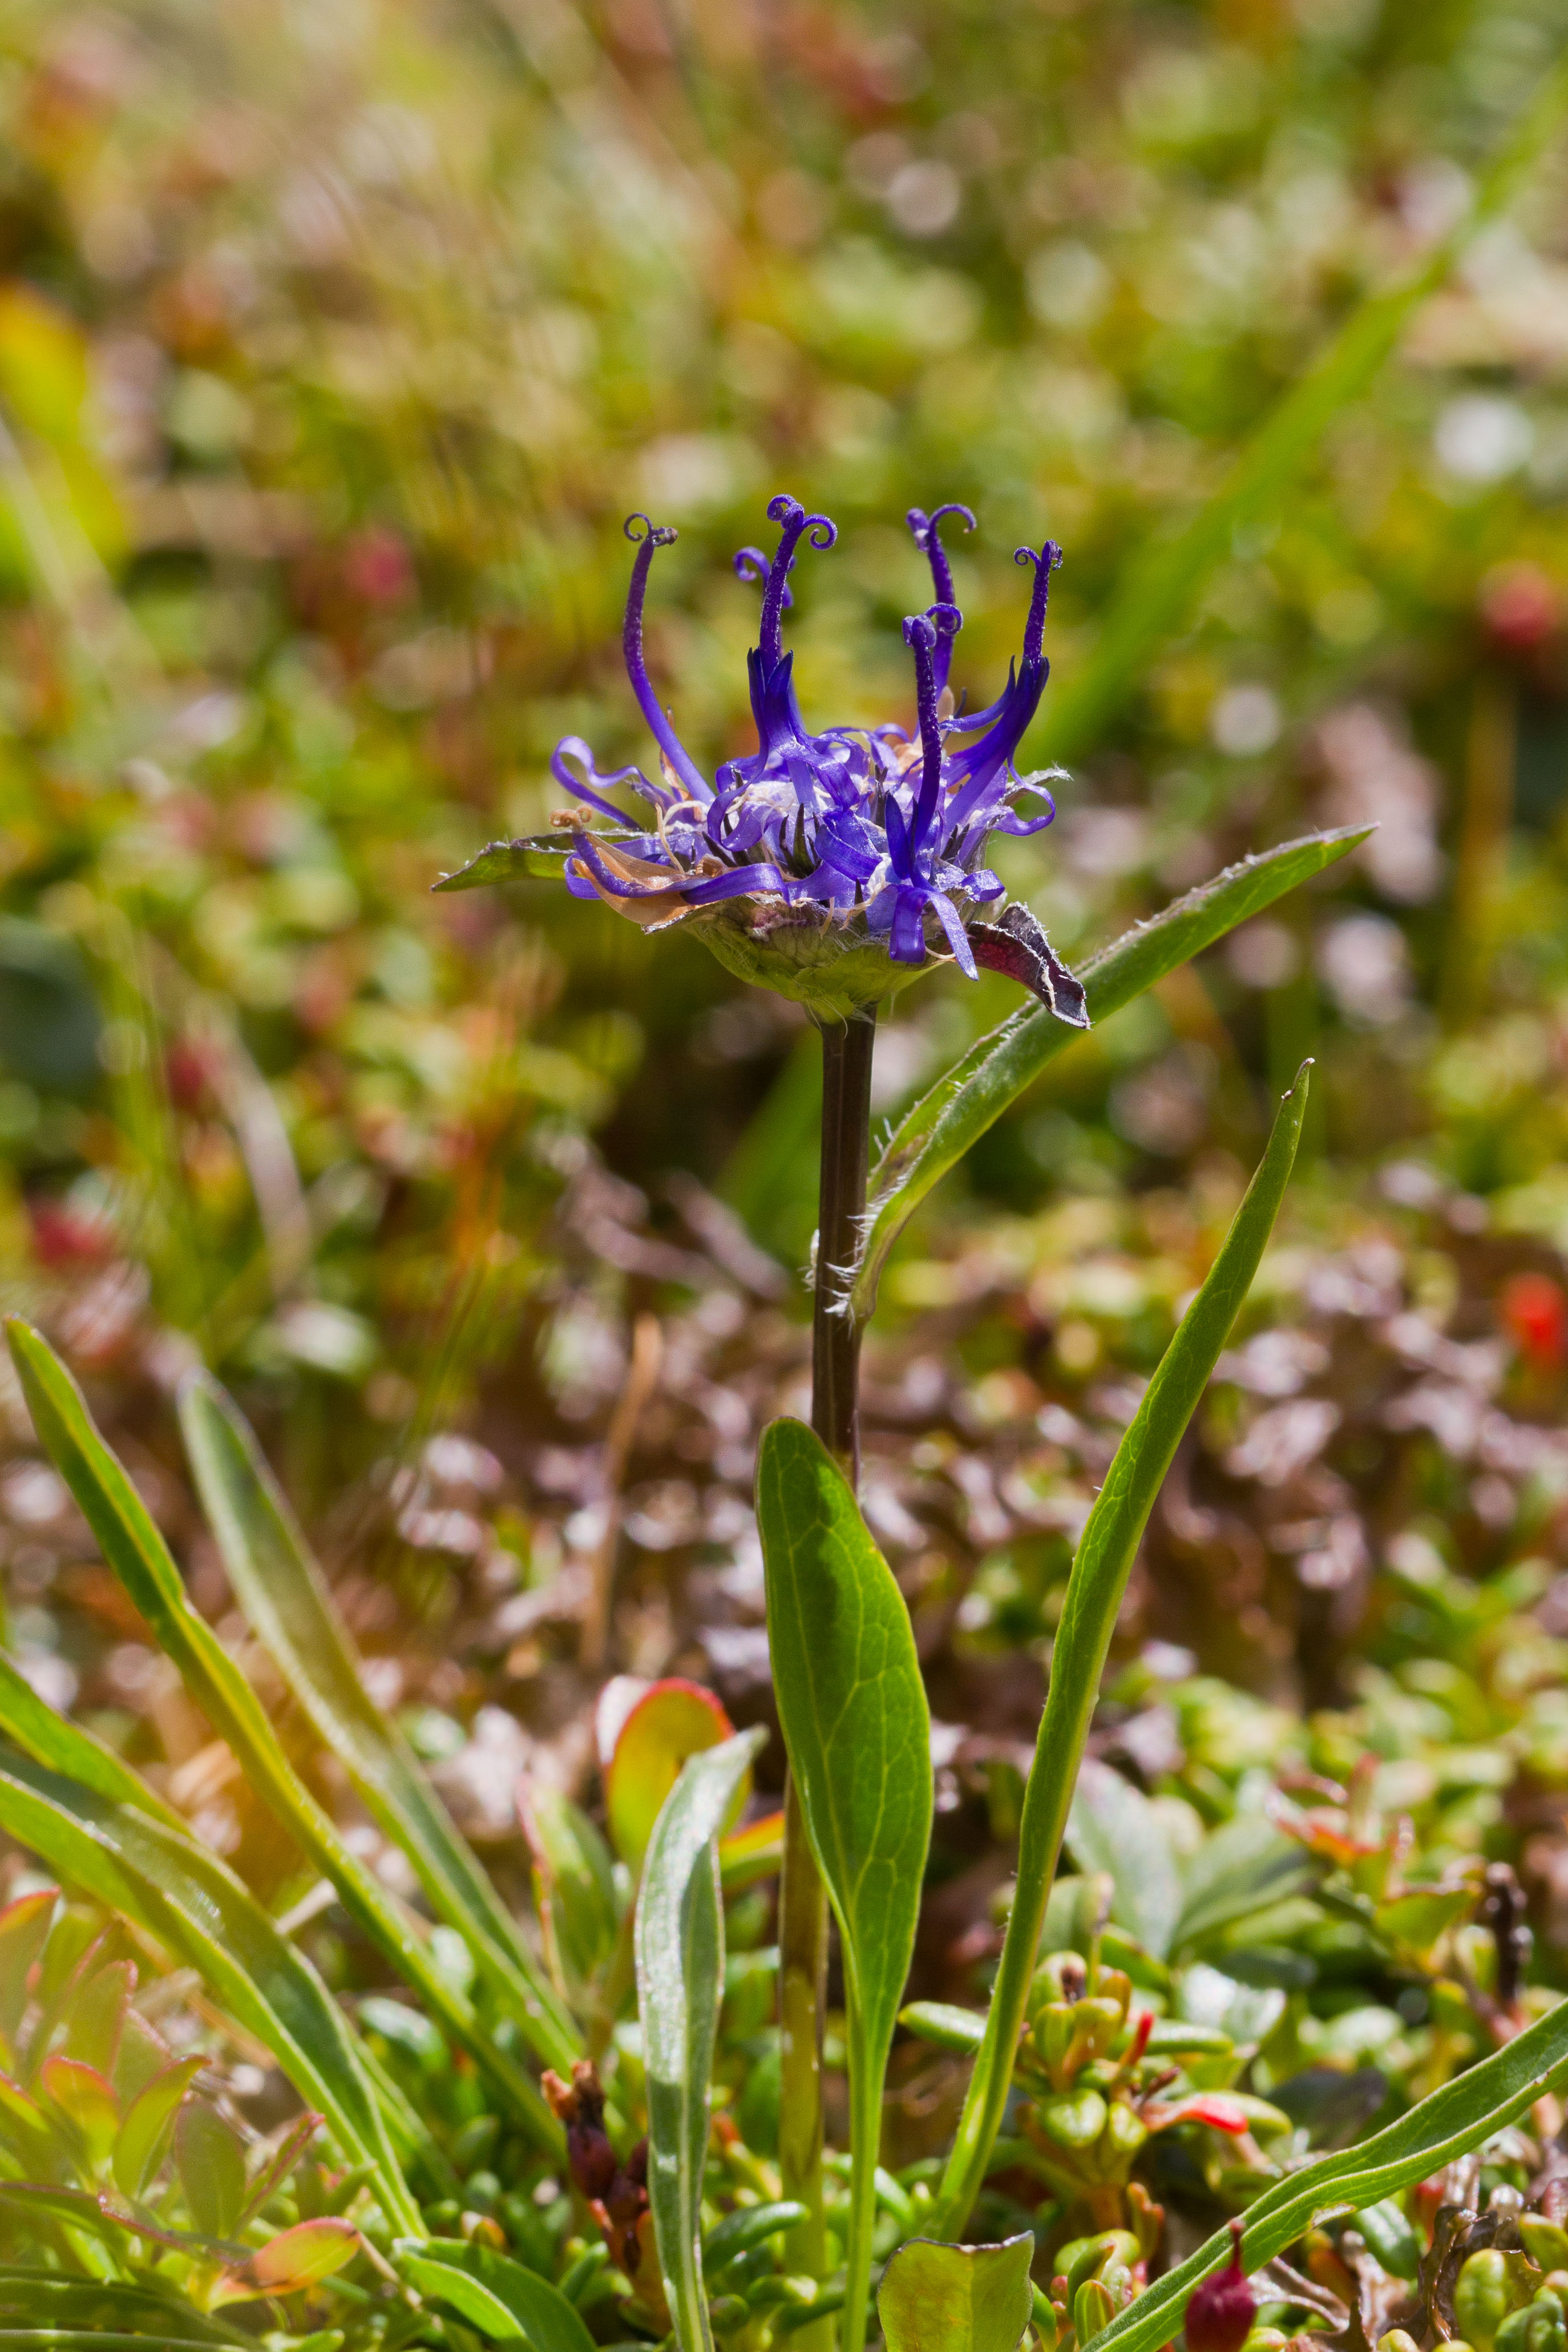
[542,494,1088,1025]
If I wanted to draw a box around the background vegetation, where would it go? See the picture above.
[7,0,1568,2327]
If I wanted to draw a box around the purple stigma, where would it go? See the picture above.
[734,546,792,611]
[760,493,837,673]
[904,605,958,851]
[621,514,710,805]
[1015,539,1064,666]
[908,504,975,697]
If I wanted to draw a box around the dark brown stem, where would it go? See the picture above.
[778,1007,876,2314]
[811,1009,876,1473]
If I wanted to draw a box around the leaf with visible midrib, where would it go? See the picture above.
[177,1368,576,2066]
[878,2235,1035,2352]
[636,1728,767,2352]
[758,1420,933,2352]
[850,829,1365,1325]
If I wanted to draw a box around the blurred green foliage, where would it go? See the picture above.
[2,0,1568,1446]
[4,7,1568,2329]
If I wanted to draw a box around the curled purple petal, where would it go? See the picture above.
[901,612,947,856]
[759,494,837,672]
[551,735,657,823]
[735,545,792,610]
[907,503,975,692]
[621,516,712,806]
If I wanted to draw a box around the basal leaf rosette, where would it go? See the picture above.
[437,496,1090,1030]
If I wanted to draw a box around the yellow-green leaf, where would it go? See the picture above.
[606,1678,743,1870]
[878,2236,1035,2352]
[114,2054,203,2200]
[211,2216,359,2305]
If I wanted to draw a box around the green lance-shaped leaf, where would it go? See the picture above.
[704,2200,811,2271]
[930,1064,1311,2240]
[177,1367,576,2067]
[635,1728,768,2352]
[3,1320,565,2154]
[113,2055,203,2200]
[0,1650,187,1838]
[1089,1990,1568,2352]
[878,2234,1036,2352]
[758,1420,934,2352]
[850,829,1363,1327]
[0,1739,421,2236]
[398,2238,600,2352]
[0,2268,246,2343]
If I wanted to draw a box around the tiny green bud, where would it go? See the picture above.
[1105,2102,1150,2160]
[1038,2090,1109,2149]
[1355,2201,1421,2281]
[1073,1996,1127,2060]
[1456,2248,1518,2352]
[1036,2005,1077,2078]
[1375,2333,1421,2352]
[1058,2232,1139,2300]
[1501,2293,1567,2352]
[1522,2224,1568,2275]
[1075,2278,1117,2344]
[709,2298,750,2335]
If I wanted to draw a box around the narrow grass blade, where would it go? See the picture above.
[3,1320,565,2152]
[177,1368,577,2066]
[930,1065,1312,2238]
[636,1728,767,2352]
[0,2268,245,2341]
[758,1420,933,2352]
[1089,1990,1568,2352]
[851,830,1364,1324]
[1043,52,1568,765]
[0,1652,187,1837]
[0,2337,237,2350]
[0,1739,421,2235]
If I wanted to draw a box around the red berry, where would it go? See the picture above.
[1185,2222,1255,2352]
[1501,1271,1568,1370]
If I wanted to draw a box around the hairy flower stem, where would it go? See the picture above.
[811,1011,875,1478]
[779,1008,876,2333]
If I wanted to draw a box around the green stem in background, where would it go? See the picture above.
[928,1065,1313,2242]
[778,1008,876,2330]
